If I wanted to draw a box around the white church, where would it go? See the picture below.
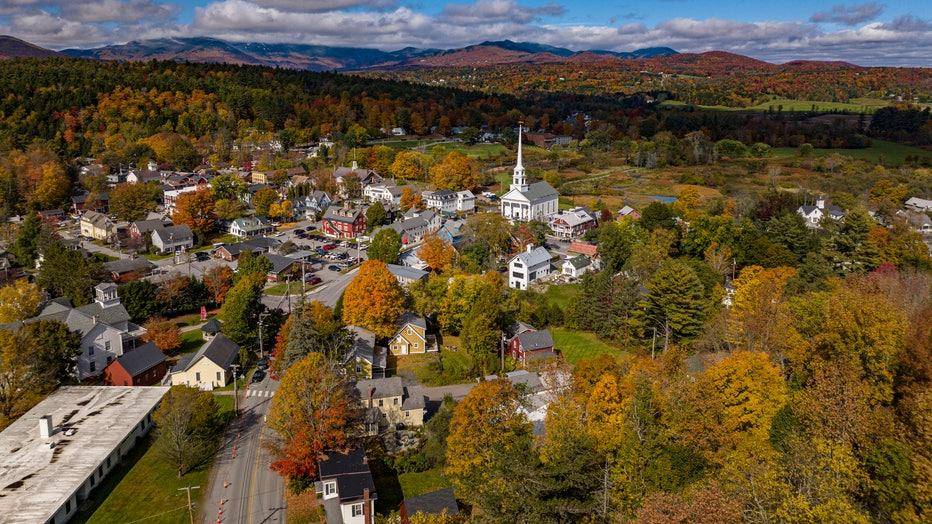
[500,125,559,222]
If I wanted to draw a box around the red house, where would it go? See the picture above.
[103,342,168,386]
[321,206,366,239]
[503,322,556,363]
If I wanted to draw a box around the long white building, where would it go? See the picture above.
[0,386,169,524]
[500,125,559,222]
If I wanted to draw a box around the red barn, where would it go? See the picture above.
[503,322,556,364]
[321,206,366,239]
[103,342,167,386]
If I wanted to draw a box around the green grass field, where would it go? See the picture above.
[542,283,580,309]
[773,139,932,166]
[398,467,451,499]
[429,142,508,160]
[75,397,235,524]
[178,329,204,354]
[661,97,908,114]
[552,327,625,365]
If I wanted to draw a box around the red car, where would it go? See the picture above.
[304,276,322,285]
[321,243,337,251]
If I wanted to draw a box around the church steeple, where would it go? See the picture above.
[511,123,528,192]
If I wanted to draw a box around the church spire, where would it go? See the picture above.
[511,123,528,192]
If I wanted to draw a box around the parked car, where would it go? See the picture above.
[305,276,322,285]
[321,244,336,251]
[256,357,269,370]
[194,251,210,261]
[251,369,266,383]
[328,264,343,272]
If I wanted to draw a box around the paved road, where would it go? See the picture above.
[261,266,359,312]
[203,375,285,524]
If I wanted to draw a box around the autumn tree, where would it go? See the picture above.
[418,234,456,272]
[218,274,265,346]
[439,272,502,334]
[464,213,512,264]
[204,265,235,304]
[109,182,160,221]
[868,179,909,219]
[143,317,182,353]
[400,187,424,211]
[153,385,221,477]
[391,150,427,181]
[143,132,199,169]
[276,301,352,372]
[172,188,216,242]
[365,201,388,232]
[367,228,401,264]
[445,380,534,517]
[0,279,42,323]
[252,187,279,217]
[267,352,356,481]
[342,260,405,337]
[429,151,480,190]
[726,265,796,354]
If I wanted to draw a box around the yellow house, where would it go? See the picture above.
[251,171,268,184]
[389,313,428,356]
[170,334,240,390]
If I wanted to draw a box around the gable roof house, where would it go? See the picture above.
[549,207,597,240]
[3,283,146,379]
[316,448,377,524]
[151,224,194,254]
[423,189,457,214]
[212,236,281,261]
[797,197,846,229]
[334,161,383,197]
[355,376,426,431]
[437,218,467,247]
[456,190,475,213]
[103,341,167,386]
[364,184,405,206]
[129,218,170,240]
[80,211,117,242]
[71,191,109,214]
[562,255,593,279]
[567,241,598,258]
[229,217,275,238]
[507,245,553,290]
[388,313,434,356]
[170,334,240,390]
[896,209,932,234]
[386,264,428,286]
[618,205,641,220]
[322,206,367,239]
[387,210,441,245]
[346,325,386,379]
[104,257,156,283]
[503,323,556,364]
[905,196,932,212]
[201,318,222,341]
[294,190,332,219]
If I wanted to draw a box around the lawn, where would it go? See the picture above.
[772,139,932,166]
[661,97,908,114]
[398,467,451,499]
[542,283,580,309]
[552,327,626,366]
[393,339,476,386]
[74,395,236,524]
[178,329,205,354]
[429,142,508,160]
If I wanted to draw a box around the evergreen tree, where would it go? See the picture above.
[11,212,41,268]
[367,228,401,264]
[365,201,388,232]
[218,275,264,347]
[633,259,707,349]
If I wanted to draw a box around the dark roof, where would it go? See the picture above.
[152,224,194,244]
[113,342,166,376]
[104,257,156,274]
[243,236,282,249]
[266,253,298,275]
[173,333,239,372]
[318,448,378,502]
[219,242,264,257]
[515,329,554,351]
[523,181,559,203]
[201,318,221,334]
[355,376,404,399]
[131,219,167,234]
[74,301,131,326]
[403,488,459,517]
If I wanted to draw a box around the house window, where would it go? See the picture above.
[195,372,201,382]
[324,481,336,496]
[104,341,111,351]
[413,343,419,349]
[216,372,222,381]
[88,345,95,356]
[393,398,398,405]
[351,503,364,517]
[89,361,96,373]
[378,399,383,407]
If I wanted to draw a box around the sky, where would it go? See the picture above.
[0,0,930,65]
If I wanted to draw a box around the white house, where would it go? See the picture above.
[508,245,552,290]
[456,190,476,213]
[423,189,457,214]
[364,184,404,206]
[151,224,194,253]
[317,448,377,524]
[229,217,274,238]
[500,125,559,222]
[162,185,199,213]
[562,255,593,278]
[549,207,597,240]
[797,197,846,228]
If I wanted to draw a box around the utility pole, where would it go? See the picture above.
[651,327,657,359]
[178,485,200,524]
[230,363,240,412]
[258,312,269,359]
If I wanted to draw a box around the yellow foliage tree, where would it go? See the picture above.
[342,260,405,337]
[390,150,427,181]
[400,187,424,211]
[727,265,797,353]
[429,151,479,190]
[0,279,42,323]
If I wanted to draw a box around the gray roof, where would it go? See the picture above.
[131,219,167,234]
[173,333,239,372]
[355,376,404,399]
[515,329,554,351]
[522,181,558,204]
[565,255,591,270]
[511,246,551,267]
[386,263,428,282]
[425,189,456,200]
[113,342,165,376]
[104,257,156,275]
[403,488,459,517]
[81,210,113,229]
[152,224,193,244]
[266,253,298,275]
[201,318,222,334]
[402,387,426,410]
[323,206,364,223]
[398,312,427,330]
[74,301,131,328]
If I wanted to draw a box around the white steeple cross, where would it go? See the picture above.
[511,123,528,192]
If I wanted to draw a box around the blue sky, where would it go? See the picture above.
[0,1,929,65]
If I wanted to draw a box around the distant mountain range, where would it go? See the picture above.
[0,34,871,75]
[58,37,679,71]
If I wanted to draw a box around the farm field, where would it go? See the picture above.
[772,139,932,166]
[660,97,919,113]
[429,142,508,160]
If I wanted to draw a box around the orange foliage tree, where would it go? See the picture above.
[342,260,405,337]
[204,265,234,304]
[418,234,456,272]
[429,151,480,190]
[400,187,424,211]
[172,188,216,242]
[143,317,181,353]
[266,352,356,479]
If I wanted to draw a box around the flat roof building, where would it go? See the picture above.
[0,386,169,524]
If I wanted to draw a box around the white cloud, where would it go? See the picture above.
[810,2,884,26]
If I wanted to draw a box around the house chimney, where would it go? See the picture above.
[526,244,532,253]
[351,160,358,170]
[363,488,372,524]
[39,415,53,439]
[816,196,825,210]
